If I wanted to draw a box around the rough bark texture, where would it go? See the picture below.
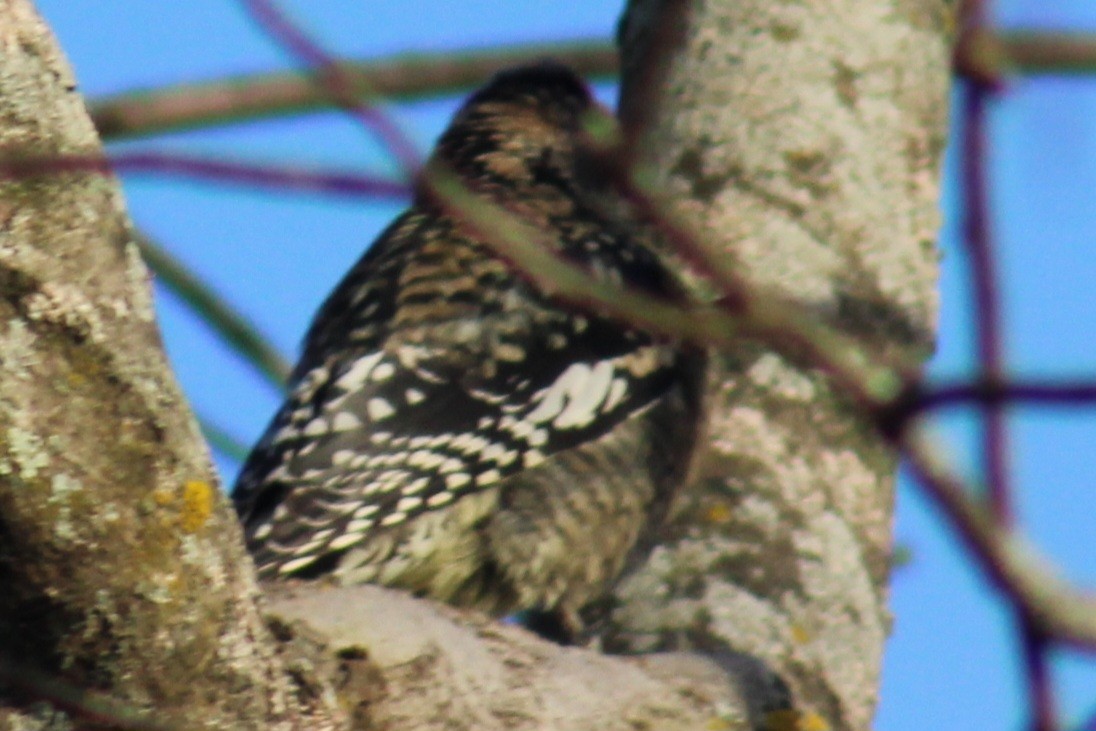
[0,2,339,728]
[267,585,765,731]
[0,1,949,729]
[607,2,951,730]
[0,3,755,730]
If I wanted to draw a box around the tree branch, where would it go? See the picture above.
[0,3,340,728]
[136,232,291,389]
[606,3,951,730]
[84,30,1096,145]
[89,41,618,141]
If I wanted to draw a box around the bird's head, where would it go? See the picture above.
[426,61,605,198]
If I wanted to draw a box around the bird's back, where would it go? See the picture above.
[233,61,703,632]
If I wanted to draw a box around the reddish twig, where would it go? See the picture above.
[959,1,1059,727]
[1022,628,1058,731]
[960,0,1012,525]
[239,0,422,178]
[582,111,748,310]
[0,653,173,731]
[898,430,1096,652]
[0,151,410,200]
[898,380,1096,420]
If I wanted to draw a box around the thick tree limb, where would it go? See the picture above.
[267,585,771,731]
[607,2,951,730]
[0,3,752,730]
[0,1,954,729]
[0,2,339,728]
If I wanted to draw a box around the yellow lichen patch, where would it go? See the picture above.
[180,479,214,533]
[764,710,800,731]
[764,709,831,731]
[798,711,831,731]
[790,623,812,645]
[152,488,175,507]
[704,502,733,524]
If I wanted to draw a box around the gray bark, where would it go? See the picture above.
[608,2,951,730]
[0,3,749,730]
[0,1,950,730]
[0,2,339,728]
[267,584,760,731]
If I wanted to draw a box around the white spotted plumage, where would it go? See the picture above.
[232,62,701,634]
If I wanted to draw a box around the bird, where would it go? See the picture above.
[233,61,702,638]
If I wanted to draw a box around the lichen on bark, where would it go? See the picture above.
[608,1,951,729]
[0,2,339,728]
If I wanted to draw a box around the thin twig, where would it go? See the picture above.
[960,0,1011,524]
[895,380,1096,422]
[198,414,251,465]
[423,162,903,407]
[137,233,290,389]
[83,30,1096,144]
[0,653,174,731]
[0,151,410,200]
[960,1,1059,726]
[89,41,617,141]
[899,428,1096,651]
[239,0,422,178]
[1022,628,1058,731]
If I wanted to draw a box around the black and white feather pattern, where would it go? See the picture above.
[234,212,681,577]
[233,62,698,608]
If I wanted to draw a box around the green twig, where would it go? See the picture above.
[1002,31,1096,75]
[137,233,290,389]
[0,653,174,731]
[90,40,618,140]
[87,31,1096,143]
[198,413,251,465]
[958,30,1096,82]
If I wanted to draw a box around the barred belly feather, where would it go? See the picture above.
[232,61,702,637]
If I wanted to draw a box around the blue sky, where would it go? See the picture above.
[33,2,1096,728]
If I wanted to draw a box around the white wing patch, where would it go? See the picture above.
[245,330,674,578]
[335,352,386,391]
[501,347,662,448]
[554,359,614,428]
[602,378,628,413]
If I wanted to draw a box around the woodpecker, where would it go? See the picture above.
[233,61,702,635]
